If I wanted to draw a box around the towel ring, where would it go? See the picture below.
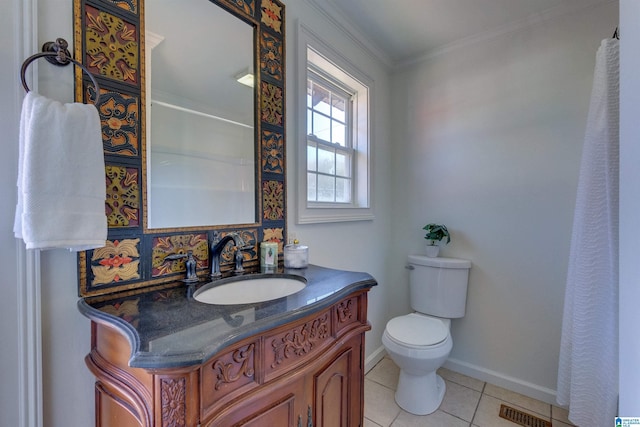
[20,38,101,105]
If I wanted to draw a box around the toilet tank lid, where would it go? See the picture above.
[408,255,471,269]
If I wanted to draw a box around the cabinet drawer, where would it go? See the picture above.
[264,309,332,381]
[263,295,364,382]
[201,340,258,420]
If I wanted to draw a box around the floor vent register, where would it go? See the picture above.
[499,404,552,427]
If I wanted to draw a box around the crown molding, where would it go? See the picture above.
[397,0,617,69]
[303,0,394,69]
[145,30,165,50]
[303,0,616,70]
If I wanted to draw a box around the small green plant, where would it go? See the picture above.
[423,223,451,246]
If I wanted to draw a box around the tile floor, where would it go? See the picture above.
[364,357,577,427]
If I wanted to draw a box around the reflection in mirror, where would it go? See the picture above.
[146,0,256,229]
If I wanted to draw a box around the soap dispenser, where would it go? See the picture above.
[260,241,278,270]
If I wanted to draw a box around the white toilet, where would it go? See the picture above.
[382,254,471,415]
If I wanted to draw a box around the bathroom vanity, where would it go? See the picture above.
[70,1,376,424]
[79,265,376,427]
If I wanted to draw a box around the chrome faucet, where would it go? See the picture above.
[210,232,246,279]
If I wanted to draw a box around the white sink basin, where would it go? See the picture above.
[193,276,306,305]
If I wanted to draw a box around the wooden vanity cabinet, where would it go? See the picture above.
[86,291,370,427]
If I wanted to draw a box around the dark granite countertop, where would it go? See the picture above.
[78,265,377,369]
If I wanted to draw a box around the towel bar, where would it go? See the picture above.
[20,37,101,105]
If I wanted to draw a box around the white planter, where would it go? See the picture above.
[425,245,440,257]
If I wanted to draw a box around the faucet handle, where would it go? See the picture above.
[163,250,199,283]
[234,245,245,275]
[164,253,186,261]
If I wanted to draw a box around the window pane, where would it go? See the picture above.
[336,152,350,177]
[307,144,317,171]
[307,109,312,135]
[312,112,331,142]
[317,175,335,202]
[307,172,317,201]
[332,96,346,122]
[332,122,346,146]
[307,80,313,108]
[317,147,335,174]
[336,177,351,203]
[311,83,330,115]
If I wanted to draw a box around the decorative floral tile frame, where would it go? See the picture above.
[75,0,286,297]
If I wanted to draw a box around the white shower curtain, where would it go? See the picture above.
[557,38,619,427]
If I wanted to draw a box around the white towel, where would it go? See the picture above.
[14,92,107,251]
[557,39,619,427]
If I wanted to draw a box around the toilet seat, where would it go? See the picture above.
[385,313,449,348]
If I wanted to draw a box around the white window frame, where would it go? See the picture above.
[296,24,374,224]
[306,68,355,205]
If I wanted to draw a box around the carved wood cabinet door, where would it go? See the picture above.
[205,314,365,427]
[203,375,305,427]
[204,333,363,427]
[312,336,362,427]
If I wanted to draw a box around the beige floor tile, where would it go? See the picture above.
[552,405,578,425]
[472,394,550,427]
[437,367,486,392]
[391,409,470,427]
[366,357,400,390]
[482,383,550,418]
[364,379,401,427]
[364,417,384,427]
[439,380,482,422]
[364,359,572,427]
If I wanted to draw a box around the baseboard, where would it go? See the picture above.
[363,348,558,405]
[444,357,558,405]
[364,345,386,373]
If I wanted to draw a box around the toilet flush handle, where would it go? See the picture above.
[405,264,415,270]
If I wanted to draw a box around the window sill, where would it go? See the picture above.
[297,208,374,224]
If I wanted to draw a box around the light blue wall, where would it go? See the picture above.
[1,1,22,425]
[390,0,618,402]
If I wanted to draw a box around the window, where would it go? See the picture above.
[296,25,373,223]
[306,72,353,203]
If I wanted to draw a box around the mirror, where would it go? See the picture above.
[76,0,286,297]
[146,0,256,228]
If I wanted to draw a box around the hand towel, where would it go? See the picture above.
[14,92,107,251]
[557,38,619,427]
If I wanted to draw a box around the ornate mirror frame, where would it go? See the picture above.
[74,0,286,298]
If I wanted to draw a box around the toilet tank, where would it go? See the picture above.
[408,255,471,318]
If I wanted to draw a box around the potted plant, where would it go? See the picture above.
[423,223,450,257]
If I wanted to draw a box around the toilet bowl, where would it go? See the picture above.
[382,255,471,415]
[382,313,453,415]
